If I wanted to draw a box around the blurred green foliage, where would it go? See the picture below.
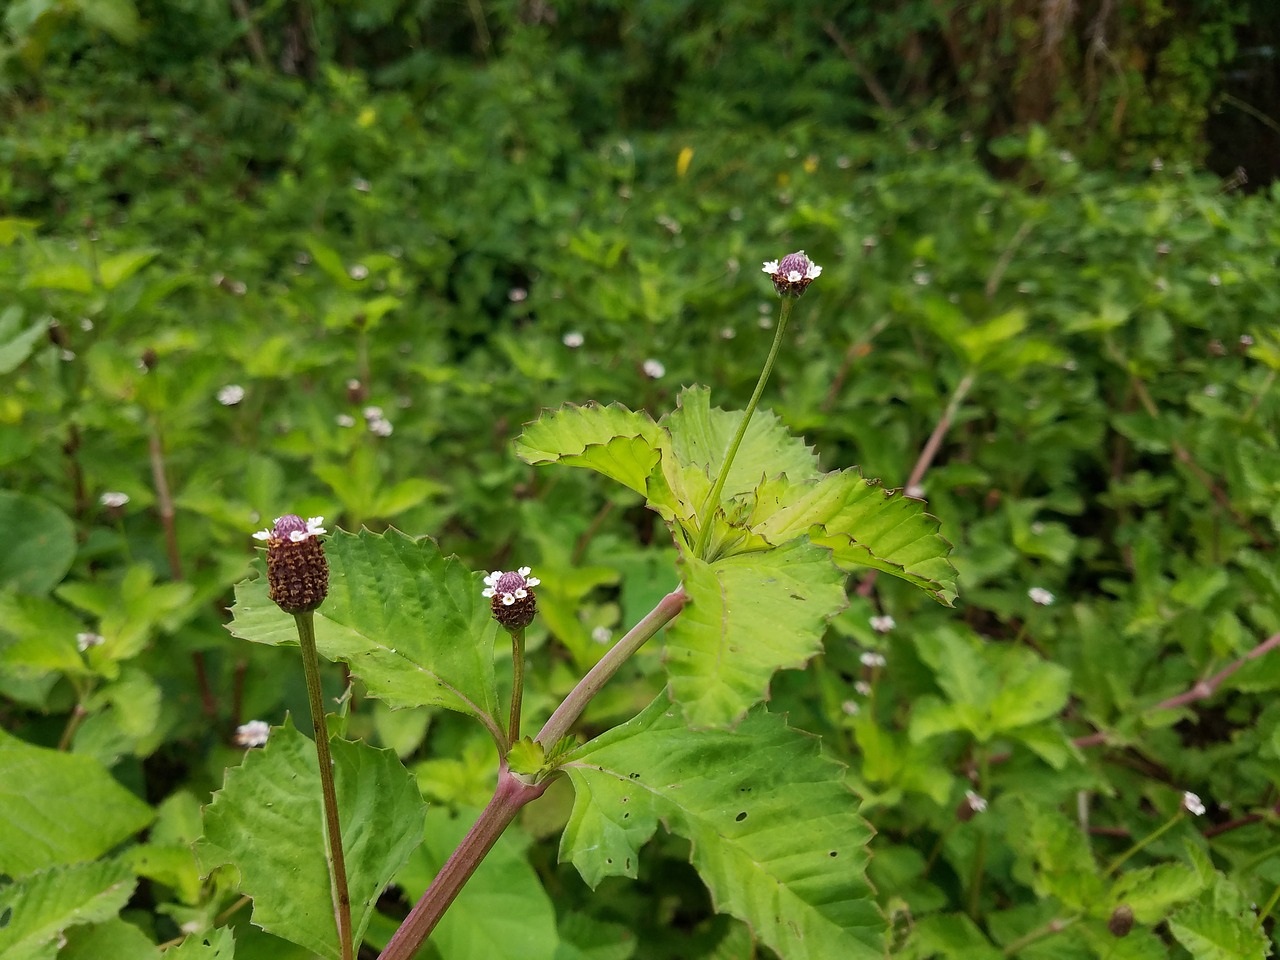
[1,2,1279,958]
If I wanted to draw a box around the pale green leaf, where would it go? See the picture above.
[0,728,152,875]
[0,859,136,960]
[902,913,1002,960]
[22,261,94,293]
[957,308,1027,366]
[515,402,664,497]
[0,591,92,679]
[748,470,956,603]
[61,918,160,960]
[663,386,820,500]
[228,529,503,743]
[197,720,426,960]
[395,809,558,960]
[1108,862,1204,923]
[167,928,236,959]
[0,306,46,375]
[0,492,76,595]
[562,698,881,960]
[1167,875,1270,960]
[96,248,157,290]
[72,0,141,43]
[665,540,847,728]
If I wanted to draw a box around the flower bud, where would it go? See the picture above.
[1108,904,1134,938]
[253,515,329,614]
[762,250,822,298]
[482,566,540,631]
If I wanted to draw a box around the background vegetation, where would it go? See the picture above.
[1,1,1278,958]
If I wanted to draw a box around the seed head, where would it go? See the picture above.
[762,250,822,298]
[1108,904,1134,938]
[253,515,329,614]
[482,566,541,631]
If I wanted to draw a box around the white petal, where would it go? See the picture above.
[514,588,527,599]
[787,270,802,282]
[525,577,540,587]
[762,260,779,273]
[806,264,822,279]
[502,595,516,605]
[252,530,272,540]
[482,588,496,598]
[517,566,532,577]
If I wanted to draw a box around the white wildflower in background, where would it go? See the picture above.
[353,177,371,193]
[1151,157,1164,171]
[869,614,896,634]
[348,264,369,281]
[234,720,272,748]
[905,484,925,499]
[1182,791,1205,816]
[362,405,383,420]
[76,632,104,652]
[99,491,130,508]
[841,700,860,716]
[1028,587,1056,606]
[253,516,326,542]
[336,414,356,428]
[642,358,666,379]
[509,287,528,303]
[912,271,931,286]
[965,790,988,814]
[368,417,393,437]
[854,681,872,696]
[482,566,541,606]
[1240,334,1254,346]
[1208,273,1221,286]
[591,626,612,645]
[860,651,887,668]
[79,318,94,331]
[217,384,245,406]
[720,326,736,340]
[562,331,584,348]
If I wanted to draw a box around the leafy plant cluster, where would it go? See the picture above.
[1,14,1279,960]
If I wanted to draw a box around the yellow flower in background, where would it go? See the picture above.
[676,145,694,178]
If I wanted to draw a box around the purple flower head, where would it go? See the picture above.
[762,250,822,298]
[253,514,328,614]
[482,566,541,631]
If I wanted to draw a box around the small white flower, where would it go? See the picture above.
[362,405,383,420]
[1208,273,1221,287]
[854,681,872,696]
[1203,384,1220,398]
[912,271,931,286]
[217,384,245,406]
[1240,334,1254,346]
[509,287,528,303]
[295,251,312,265]
[230,280,247,296]
[76,632,104,652]
[1182,791,1205,816]
[348,264,369,281]
[1017,281,1033,294]
[79,317,93,331]
[482,566,541,605]
[562,331,585,348]
[234,720,272,748]
[720,326,736,340]
[905,484,925,499]
[368,417,393,437]
[61,349,76,362]
[836,155,852,169]
[591,626,612,645]
[253,516,326,542]
[1028,587,1055,606]
[99,491,130,508]
[1058,150,1075,163]
[336,414,356,428]
[862,235,879,250]
[965,790,988,814]
[869,615,896,634]
[860,651,887,668]
[841,700,860,716]
[642,358,666,379]
[1156,241,1171,256]
[1151,157,1164,172]
[353,177,371,193]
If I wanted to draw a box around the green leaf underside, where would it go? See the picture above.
[396,808,559,960]
[749,472,956,604]
[0,728,152,875]
[197,719,426,960]
[561,697,881,960]
[228,528,502,741]
[0,859,136,960]
[663,386,820,499]
[665,541,848,728]
[514,402,663,497]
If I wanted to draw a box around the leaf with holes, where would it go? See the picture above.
[515,402,664,497]
[228,528,503,744]
[561,697,881,960]
[748,471,956,604]
[196,719,425,960]
[664,539,847,728]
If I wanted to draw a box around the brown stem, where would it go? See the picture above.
[821,19,897,114]
[984,221,1035,299]
[820,314,891,413]
[229,0,271,69]
[857,371,976,597]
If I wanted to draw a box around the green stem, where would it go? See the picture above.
[1105,812,1183,876]
[1255,881,1280,931]
[508,628,526,746]
[1001,916,1077,956]
[296,611,354,960]
[692,297,793,560]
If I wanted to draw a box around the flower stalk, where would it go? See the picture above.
[508,627,526,745]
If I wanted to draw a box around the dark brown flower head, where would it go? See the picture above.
[762,250,822,298]
[1108,904,1134,938]
[254,515,329,615]
[482,566,540,632]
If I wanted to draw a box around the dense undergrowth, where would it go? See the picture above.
[1,6,1279,960]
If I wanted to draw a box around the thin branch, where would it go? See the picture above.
[820,314,891,412]
[985,221,1035,299]
[229,0,271,70]
[821,19,896,114]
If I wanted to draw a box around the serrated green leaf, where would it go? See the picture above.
[168,928,236,959]
[1005,799,1104,911]
[902,912,1002,960]
[663,386,820,499]
[228,528,503,743]
[0,728,152,874]
[748,470,956,604]
[1167,875,1270,960]
[0,859,136,960]
[396,808,558,960]
[196,719,426,960]
[1108,862,1204,922]
[0,590,92,679]
[665,540,847,728]
[562,698,880,960]
[0,492,76,595]
[515,402,663,497]
[61,918,160,960]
